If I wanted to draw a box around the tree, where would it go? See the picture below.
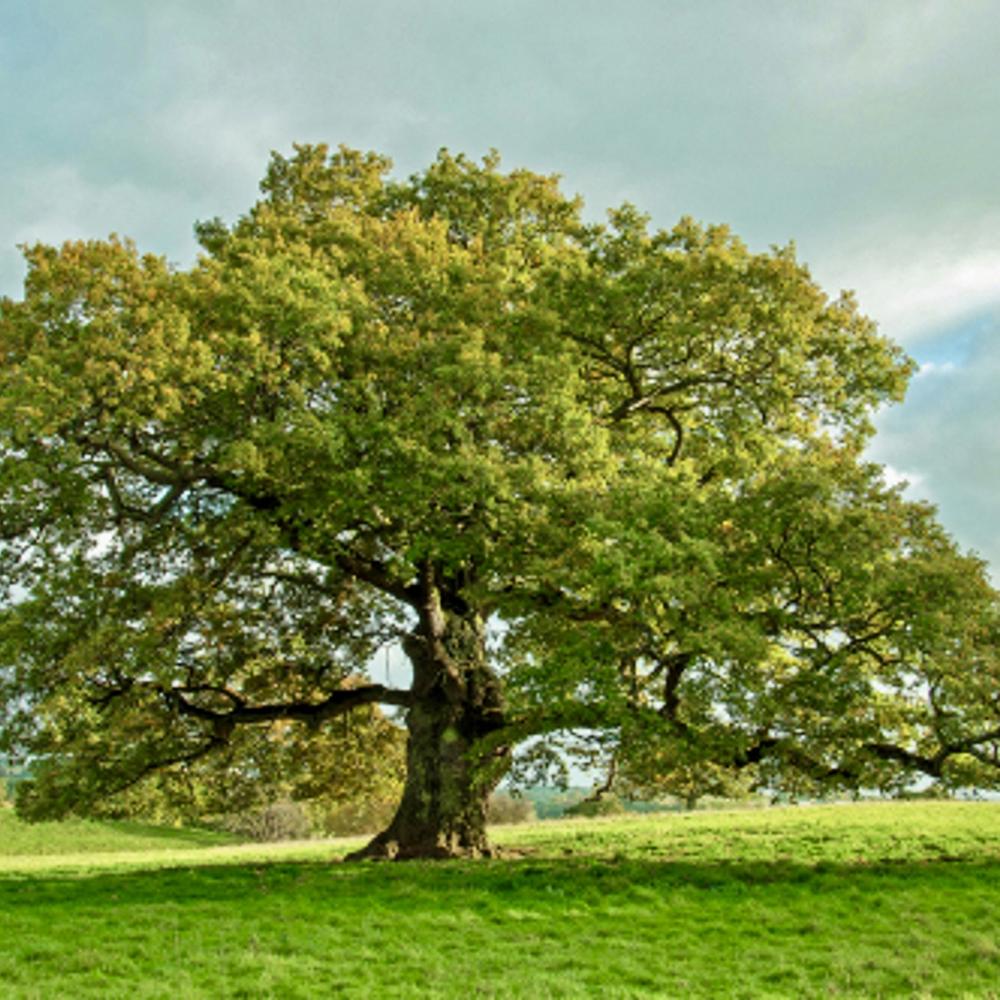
[1,145,998,859]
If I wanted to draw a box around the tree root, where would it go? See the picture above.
[342,832,503,862]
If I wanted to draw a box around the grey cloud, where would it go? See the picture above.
[868,312,1000,572]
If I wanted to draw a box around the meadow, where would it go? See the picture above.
[1,801,999,998]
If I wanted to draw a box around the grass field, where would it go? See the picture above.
[2,801,999,998]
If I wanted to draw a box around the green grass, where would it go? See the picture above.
[0,808,236,857]
[2,802,999,998]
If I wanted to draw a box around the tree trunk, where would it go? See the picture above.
[346,595,508,860]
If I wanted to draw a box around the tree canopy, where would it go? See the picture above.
[1,144,998,857]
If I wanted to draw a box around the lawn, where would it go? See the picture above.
[1,801,998,998]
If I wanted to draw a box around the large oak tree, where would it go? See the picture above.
[2,146,998,858]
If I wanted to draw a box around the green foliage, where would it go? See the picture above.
[15,701,405,830]
[2,804,1000,997]
[515,785,586,819]
[564,793,627,818]
[306,791,399,837]
[0,142,997,834]
[617,755,755,810]
[508,445,1000,798]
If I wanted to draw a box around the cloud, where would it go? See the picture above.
[913,361,958,379]
[867,315,1000,572]
[0,164,208,296]
[880,464,928,496]
[812,221,1000,348]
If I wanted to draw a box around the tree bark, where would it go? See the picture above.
[346,595,508,860]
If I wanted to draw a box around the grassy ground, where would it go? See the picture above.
[0,810,236,857]
[1,801,999,998]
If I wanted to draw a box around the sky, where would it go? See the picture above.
[2,0,998,575]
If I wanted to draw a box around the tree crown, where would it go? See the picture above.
[1,144,995,821]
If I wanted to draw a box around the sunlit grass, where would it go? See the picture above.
[0,803,361,874]
[0,809,235,857]
[2,801,999,998]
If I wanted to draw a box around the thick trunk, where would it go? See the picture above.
[347,600,508,860]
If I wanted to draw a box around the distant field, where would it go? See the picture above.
[2,801,999,998]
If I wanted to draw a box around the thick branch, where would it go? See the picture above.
[100,466,188,524]
[335,553,422,608]
[165,682,412,728]
[90,733,232,805]
[656,652,693,732]
[862,742,943,777]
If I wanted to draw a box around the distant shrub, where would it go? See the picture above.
[487,792,537,825]
[307,795,399,837]
[220,799,313,842]
[894,786,953,801]
[564,794,626,818]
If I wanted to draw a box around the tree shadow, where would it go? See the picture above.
[3,851,997,912]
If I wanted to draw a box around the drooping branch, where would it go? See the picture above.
[100,733,233,801]
[734,731,1000,782]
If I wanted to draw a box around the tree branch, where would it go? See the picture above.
[335,553,421,607]
[164,682,413,729]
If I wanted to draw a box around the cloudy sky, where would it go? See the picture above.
[2,0,998,574]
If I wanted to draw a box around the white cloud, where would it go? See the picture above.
[812,219,1000,348]
[880,464,928,497]
[914,360,958,379]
